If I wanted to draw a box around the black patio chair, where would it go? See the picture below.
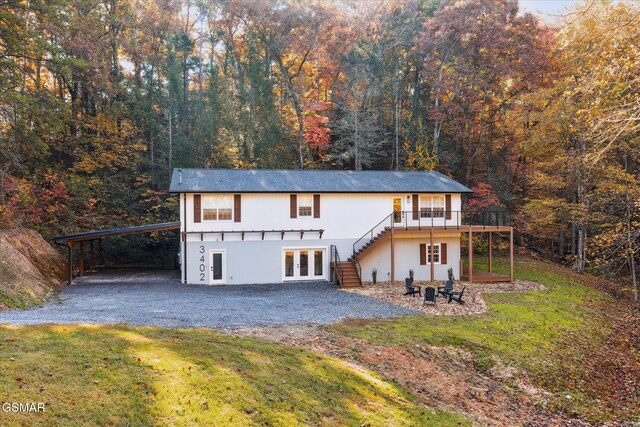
[437,280,453,298]
[404,277,421,297]
[448,286,466,305]
[423,287,437,305]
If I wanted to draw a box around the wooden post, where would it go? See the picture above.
[390,216,395,286]
[89,239,95,271]
[509,227,514,282]
[468,229,473,283]
[488,232,493,273]
[67,243,73,285]
[430,227,434,283]
[79,242,84,277]
[98,239,104,266]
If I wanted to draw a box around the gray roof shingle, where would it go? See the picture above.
[169,169,472,193]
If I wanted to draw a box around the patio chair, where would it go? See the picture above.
[437,280,453,298]
[448,286,466,305]
[404,277,421,297]
[423,287,437,305]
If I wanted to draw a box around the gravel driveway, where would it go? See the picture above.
[0,271,417,328]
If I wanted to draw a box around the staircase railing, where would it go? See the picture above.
[353,213,394,256]
[330,245,344,286]
[352,213,393,284]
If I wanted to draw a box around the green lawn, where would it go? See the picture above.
[330,258,639,423]
[0,325,468,426]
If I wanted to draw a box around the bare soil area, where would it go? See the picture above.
[0,228,65,309]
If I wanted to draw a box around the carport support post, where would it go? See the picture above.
[79,241,84,277]
[89,239,95,271]
[67,243,73,285]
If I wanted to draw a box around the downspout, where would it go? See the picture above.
[183,192,187,284]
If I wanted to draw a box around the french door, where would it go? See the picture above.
[283,248,325,281]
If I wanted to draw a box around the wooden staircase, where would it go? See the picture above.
[336,261,362,288]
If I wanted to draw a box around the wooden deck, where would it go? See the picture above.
[460,268,512,283]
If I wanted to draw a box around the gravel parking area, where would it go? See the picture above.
[0,271,418,328]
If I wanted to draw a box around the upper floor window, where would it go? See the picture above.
[298,195,313,217]
[202,195,232,221]
[419,195,445,218]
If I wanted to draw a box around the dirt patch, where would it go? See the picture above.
[0,228,65,309]
[230,324,575,426]
[342,280,545,316]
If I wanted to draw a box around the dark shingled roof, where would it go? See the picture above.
[169,169,472,194]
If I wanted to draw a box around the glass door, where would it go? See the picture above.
[209,251,224,285]
[299,250,309,278]
[393,197,402,223]
[283,249,326,281]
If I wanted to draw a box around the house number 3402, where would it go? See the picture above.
[199,246,206,281]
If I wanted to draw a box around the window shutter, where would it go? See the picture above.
[419,244,426,265]
[290,194,297,218]
[193,194,201,223]
[412,194,419,220]
[234,194,241,223]
[445,194,452,220]
[441,243,447,264]
[313,194,320,218]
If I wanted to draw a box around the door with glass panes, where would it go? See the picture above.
[209,250,224,285]
[283,248,326,281]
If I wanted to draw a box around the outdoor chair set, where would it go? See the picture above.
[404,278,465,305]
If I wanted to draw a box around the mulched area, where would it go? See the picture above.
[342,279,546,316]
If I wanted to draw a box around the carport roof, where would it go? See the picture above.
[169,168,473,194]
[52,222,180,245]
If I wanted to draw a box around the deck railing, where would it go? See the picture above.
[351,209,511,281]
[389,210,511,230]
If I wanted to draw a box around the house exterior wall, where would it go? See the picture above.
[181,192,463,239]
[179,192,464,285]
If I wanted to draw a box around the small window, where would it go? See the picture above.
[427,244,440,264]
[202,195,233,221]
[298,195,312,217]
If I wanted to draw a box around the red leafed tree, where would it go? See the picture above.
[303,102,331,151]
[467,182,504,214]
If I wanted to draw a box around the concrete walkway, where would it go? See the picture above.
[0,271,417,328]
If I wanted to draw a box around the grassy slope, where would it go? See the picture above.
[330,258,640,423]
[0,325,468,426]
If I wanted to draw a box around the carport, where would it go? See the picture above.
[52,222,180,285]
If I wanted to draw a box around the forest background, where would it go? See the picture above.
[0,0,638,299]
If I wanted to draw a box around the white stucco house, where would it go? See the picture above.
[169,168,514,287]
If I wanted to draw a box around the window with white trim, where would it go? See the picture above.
[428,244,440,263]
[419,195,445,218]
[298,195,312,217]
[202,195,233,221]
